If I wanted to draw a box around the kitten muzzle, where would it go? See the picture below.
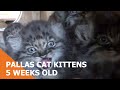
[41,58,52,69]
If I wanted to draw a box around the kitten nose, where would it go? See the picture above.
[41,55,46,58]
[38,52,45,57]
[38,50,51,57]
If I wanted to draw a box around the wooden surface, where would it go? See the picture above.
[40,11,54,21]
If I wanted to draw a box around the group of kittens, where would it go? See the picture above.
[1,11,120,79]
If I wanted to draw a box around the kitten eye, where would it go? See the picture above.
[47,41,56,48]
[97,35,111,46]
[27,47,36,54]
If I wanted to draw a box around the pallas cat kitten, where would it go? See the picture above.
[3,20,73,79]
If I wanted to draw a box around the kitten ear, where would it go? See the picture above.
[3,23,23,53]
[51,23,66,40]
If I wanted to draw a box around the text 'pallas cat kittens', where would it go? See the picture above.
[3,11,120,79]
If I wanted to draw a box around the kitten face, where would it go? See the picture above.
[3,20,71,79]
[76,11,120,61]
[88,12,120,62]
[75,11,120,79]
[17,21,67,70]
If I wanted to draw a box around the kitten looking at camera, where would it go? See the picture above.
[3,20,73,79]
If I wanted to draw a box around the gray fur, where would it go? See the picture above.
[3,20,72,79]
[74,11,120,79]
[3,23,24,59]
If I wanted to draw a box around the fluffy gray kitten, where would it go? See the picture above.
[3,20,73,79]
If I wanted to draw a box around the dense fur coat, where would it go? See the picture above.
[49,11,120,79]
[3,20,73,79]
